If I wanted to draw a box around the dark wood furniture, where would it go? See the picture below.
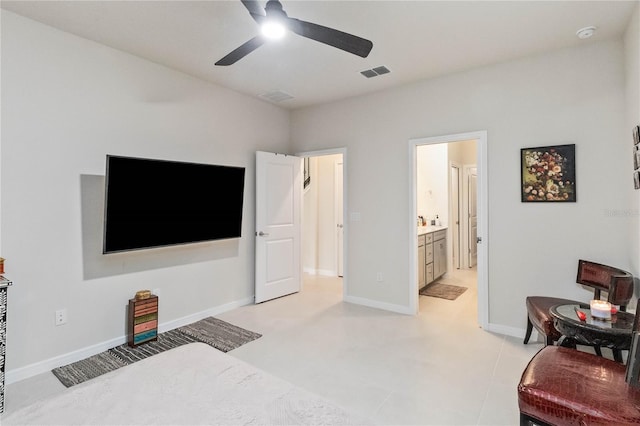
[523,259,634,347]
[128,295,158,347]
[0,276,13,414]
[518,298,640,426]
[550,303,635,362]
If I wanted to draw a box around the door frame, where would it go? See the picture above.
[335,157,344,277]
[296,147,348,300]
[408,131,488,329]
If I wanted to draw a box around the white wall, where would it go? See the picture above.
[448,140,477,167]
[3,6,638,381]
[291,39,634,327]
[416,144,448,226]
[317,154,341,275]
[625,3,640,307]
[1,11,290,378]
[303,154,341,276]
[303,157,319,273]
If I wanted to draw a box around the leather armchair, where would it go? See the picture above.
[518,298,640,425]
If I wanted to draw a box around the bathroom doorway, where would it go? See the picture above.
[409,131,488,328]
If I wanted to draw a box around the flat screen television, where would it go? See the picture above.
[103,155,245,254]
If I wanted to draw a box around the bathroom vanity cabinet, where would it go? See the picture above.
[417,227,447,289]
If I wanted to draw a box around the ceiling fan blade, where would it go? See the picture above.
[287,18,373,58]
[215,36,266,66]
[241,0,265,22]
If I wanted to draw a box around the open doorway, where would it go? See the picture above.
[409,131,488,328]
[416,141,477,300]
[298,149,346,297]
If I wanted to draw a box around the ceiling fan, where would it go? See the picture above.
[215,0,373,66]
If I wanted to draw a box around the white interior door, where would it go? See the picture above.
[468,168,478,268]
[335,159,344,277]
[450,164,461,270]
[255,151,302,303]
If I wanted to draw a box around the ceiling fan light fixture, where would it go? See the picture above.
[261,20,286,39]
[215,0,374,66]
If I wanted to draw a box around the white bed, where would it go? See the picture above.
[3,343,370,425]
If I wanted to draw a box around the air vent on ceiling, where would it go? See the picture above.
[360,65,391,78]
[259,90,294,103]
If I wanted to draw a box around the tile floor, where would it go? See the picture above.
[217,268,543,425]
[3,268,545,425]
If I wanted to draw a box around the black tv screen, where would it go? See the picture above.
[103,155,245,254]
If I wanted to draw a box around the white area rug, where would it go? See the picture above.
[3,343,370,425]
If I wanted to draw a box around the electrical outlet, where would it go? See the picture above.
[376,272,383,282]
[55,309,67,326]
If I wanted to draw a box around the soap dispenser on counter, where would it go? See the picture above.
[435,215,441,226]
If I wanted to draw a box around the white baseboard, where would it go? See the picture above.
[485,322,527,340]
[7,295,531,386]
[6,335,129,386]
[6,296,254,385]
[340,295,530,338]
[344,295,414,315]
[303,268,336,277]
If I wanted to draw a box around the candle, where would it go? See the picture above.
[590,300,612,320]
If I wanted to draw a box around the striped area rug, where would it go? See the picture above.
[52,317,261,387]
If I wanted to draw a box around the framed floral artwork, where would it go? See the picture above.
[521,144,576,202]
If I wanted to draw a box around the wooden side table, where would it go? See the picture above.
[128,295,158,347]
[550,303,635,362]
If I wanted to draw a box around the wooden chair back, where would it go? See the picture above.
[576,259,634,309]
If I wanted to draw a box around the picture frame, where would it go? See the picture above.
[633,125,640,190]
[521,144,576,202]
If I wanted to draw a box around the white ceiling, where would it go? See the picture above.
[1,1,636,109]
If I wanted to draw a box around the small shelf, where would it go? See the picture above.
[128,295,158,347]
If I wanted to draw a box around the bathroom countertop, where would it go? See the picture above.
[417,225,448,235]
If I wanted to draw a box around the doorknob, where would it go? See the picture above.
[337,224,343,228]
[258,231,270,237]
[477,237,482,243]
